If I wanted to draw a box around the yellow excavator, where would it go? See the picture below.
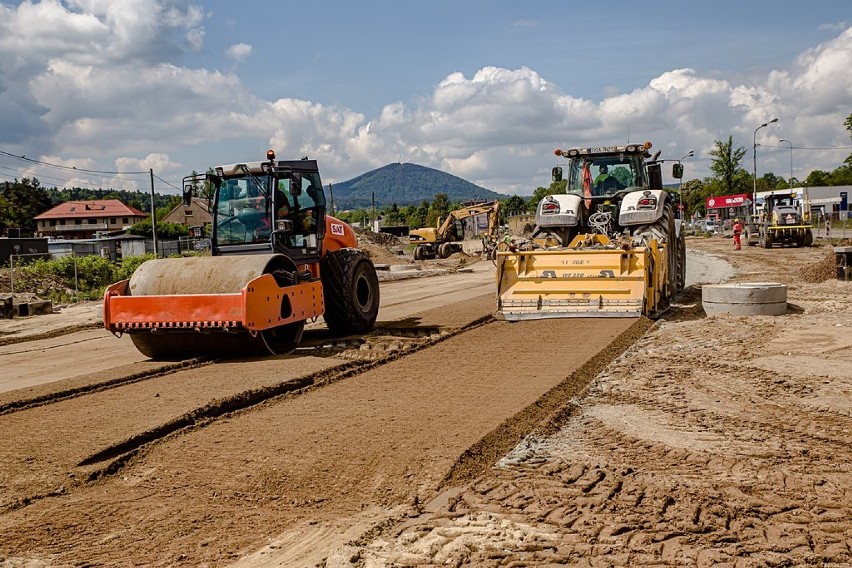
[496,142,686,320]
[103,151,380,359]
[409,200,500,260]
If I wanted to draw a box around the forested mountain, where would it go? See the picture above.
[328,163,503,210]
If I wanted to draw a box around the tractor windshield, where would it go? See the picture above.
[215,177,272,246]
[214,172,326,251]
[566,154,646,197]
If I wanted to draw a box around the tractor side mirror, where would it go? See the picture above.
[289,173,302,196]
[552,166,563,182]
[672,163,684,179]
[182,183,193,207]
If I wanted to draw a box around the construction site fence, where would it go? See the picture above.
[1,237,212,301]
[813,211,850,239]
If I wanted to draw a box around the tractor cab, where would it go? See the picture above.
[186,152,327,263]
[553,145,652,198]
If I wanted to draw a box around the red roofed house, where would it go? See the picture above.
[34,200,148,240]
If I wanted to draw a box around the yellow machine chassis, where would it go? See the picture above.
[496,234,670,319]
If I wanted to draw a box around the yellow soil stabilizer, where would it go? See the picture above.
[104,254,323,359]
[496,235,670,320]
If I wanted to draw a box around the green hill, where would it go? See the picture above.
[328,163,503,210]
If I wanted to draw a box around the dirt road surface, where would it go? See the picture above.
[0,262,494,393]
[1,236,850,567]
[345,237,852,567]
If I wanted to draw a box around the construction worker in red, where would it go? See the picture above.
[732,218,742,250]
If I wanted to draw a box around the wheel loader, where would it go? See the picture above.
[103,150,380,359]
[496,142,686,320]
[409,200,500,260]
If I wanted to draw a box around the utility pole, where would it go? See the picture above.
[150,168,158,257]
[779,139,793,189]
[752,118,778,216]
[678,150,694,217]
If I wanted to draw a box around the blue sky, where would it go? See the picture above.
[0,0,850,197]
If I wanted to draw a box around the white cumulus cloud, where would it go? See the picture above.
[0,1,850,197]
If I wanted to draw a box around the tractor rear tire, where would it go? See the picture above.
[803,229,813,247]
[663,205,678,298]
[676,227,687,292]
[321,248,380,335]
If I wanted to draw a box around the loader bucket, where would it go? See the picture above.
[495,244,659,319]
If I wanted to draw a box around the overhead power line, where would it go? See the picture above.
[0,149,150,175]
[763,144,852,150]
[0,150,187,193]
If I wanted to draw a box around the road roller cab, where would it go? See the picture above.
[103,151,380,359]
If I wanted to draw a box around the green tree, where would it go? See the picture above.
[403,203,425,228]
[425,192,451,227]
[709,137,748,195]
[502,195,527,217]
[845,112,852,167]
[806,170,831,187]
[384,203,405,226]
[201,168,216,201]
[0,177,53,235]
[759,172,782,191]
[128,219,189,239]
[680,178,708,217]
[0,192,11,234]
[527,179,567,212]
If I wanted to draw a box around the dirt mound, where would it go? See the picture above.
[799,251,837,283]
[354,229,402,247]
[350,229,413,266]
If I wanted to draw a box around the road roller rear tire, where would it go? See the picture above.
[321,248,380,335]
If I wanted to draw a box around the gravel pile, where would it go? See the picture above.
[355,229,402,246]
[798,251,837,283]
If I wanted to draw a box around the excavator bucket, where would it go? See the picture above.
[495,238,667,319]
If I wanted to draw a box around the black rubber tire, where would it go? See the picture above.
[321,248,380,335]
[676,226,687,292]
[631,202,677,303]
[762,229,773,249]
[803,229,813,247]
[413,246,424,261]
[663,205,678,298]
[439,242,453,259]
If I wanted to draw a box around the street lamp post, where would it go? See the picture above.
[678,150,694,218]
[753,118,778,215]
[779,139,793,189]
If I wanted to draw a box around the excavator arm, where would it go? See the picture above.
[435,201,500,241]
